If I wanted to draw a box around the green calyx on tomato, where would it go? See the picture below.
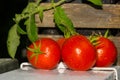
[27,42,44,64]
[27,42,43,54]
[89,29,109,46]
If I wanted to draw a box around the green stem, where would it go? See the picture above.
[44,0,65,10]
[15,0,66,23]
[104,29,109,38]
[61,21,77,36]
[36,0,42,6]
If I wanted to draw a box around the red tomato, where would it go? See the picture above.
[95,37,117,67]
[62,35,96,71]
[27,38,61,70]
[57,37,66,48]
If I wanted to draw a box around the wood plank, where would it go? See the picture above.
[0,58,19,74]
[0,68,115,80]
[35,3,120,28]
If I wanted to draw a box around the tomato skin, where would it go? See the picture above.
[57,37,66,49]
[62,35,96,71]
[27,38,61,70]
[95,37,117,67]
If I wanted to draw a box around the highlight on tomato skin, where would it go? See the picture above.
[61,35,97,71]
[26,38,61,70]
[95,37,117,67]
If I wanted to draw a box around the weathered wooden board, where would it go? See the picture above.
[0,58,19,74]
[0,68,115,80]
[35,3,120,28]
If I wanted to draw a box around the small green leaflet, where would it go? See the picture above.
[54,6,76,38]
[22,2,36,14]
[7,24,20,58]
[38,6,44,22]
[36,0,42,6]
[88,0,102,6]
[17,26,27,35]
[14,14,22,23]
[54,9,70,37]
[25,14,38,42]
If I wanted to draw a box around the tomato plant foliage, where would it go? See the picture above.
[7,0,102,58]
[25,14,38,42]
[7,24,20,58]
[88,0,102,6]
[54,6,77,38]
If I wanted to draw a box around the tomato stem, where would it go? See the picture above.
[27,42,44,53]
[104,29,109,38]
[89,29,110,46]
[14,0,66,23]
[89,34,100,46]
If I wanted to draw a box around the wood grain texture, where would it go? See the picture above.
[0,58,19,74]
[35,3,120,28]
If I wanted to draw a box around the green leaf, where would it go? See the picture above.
[36,0,42,5]
[88,0,102,6]
[22,2,36,14]
[17,26,27,35]
[7,24,20,58]
[14,14,22,23]
[104,29,109,38]
[54,11,66,33]
[54,6,76,38]
[38,7,44,22]
[25,14,38,42]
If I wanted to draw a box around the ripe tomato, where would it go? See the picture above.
[95,37,117,67]
[62,35,96,71]
[57,37,66,49]
[27,38,61,70]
